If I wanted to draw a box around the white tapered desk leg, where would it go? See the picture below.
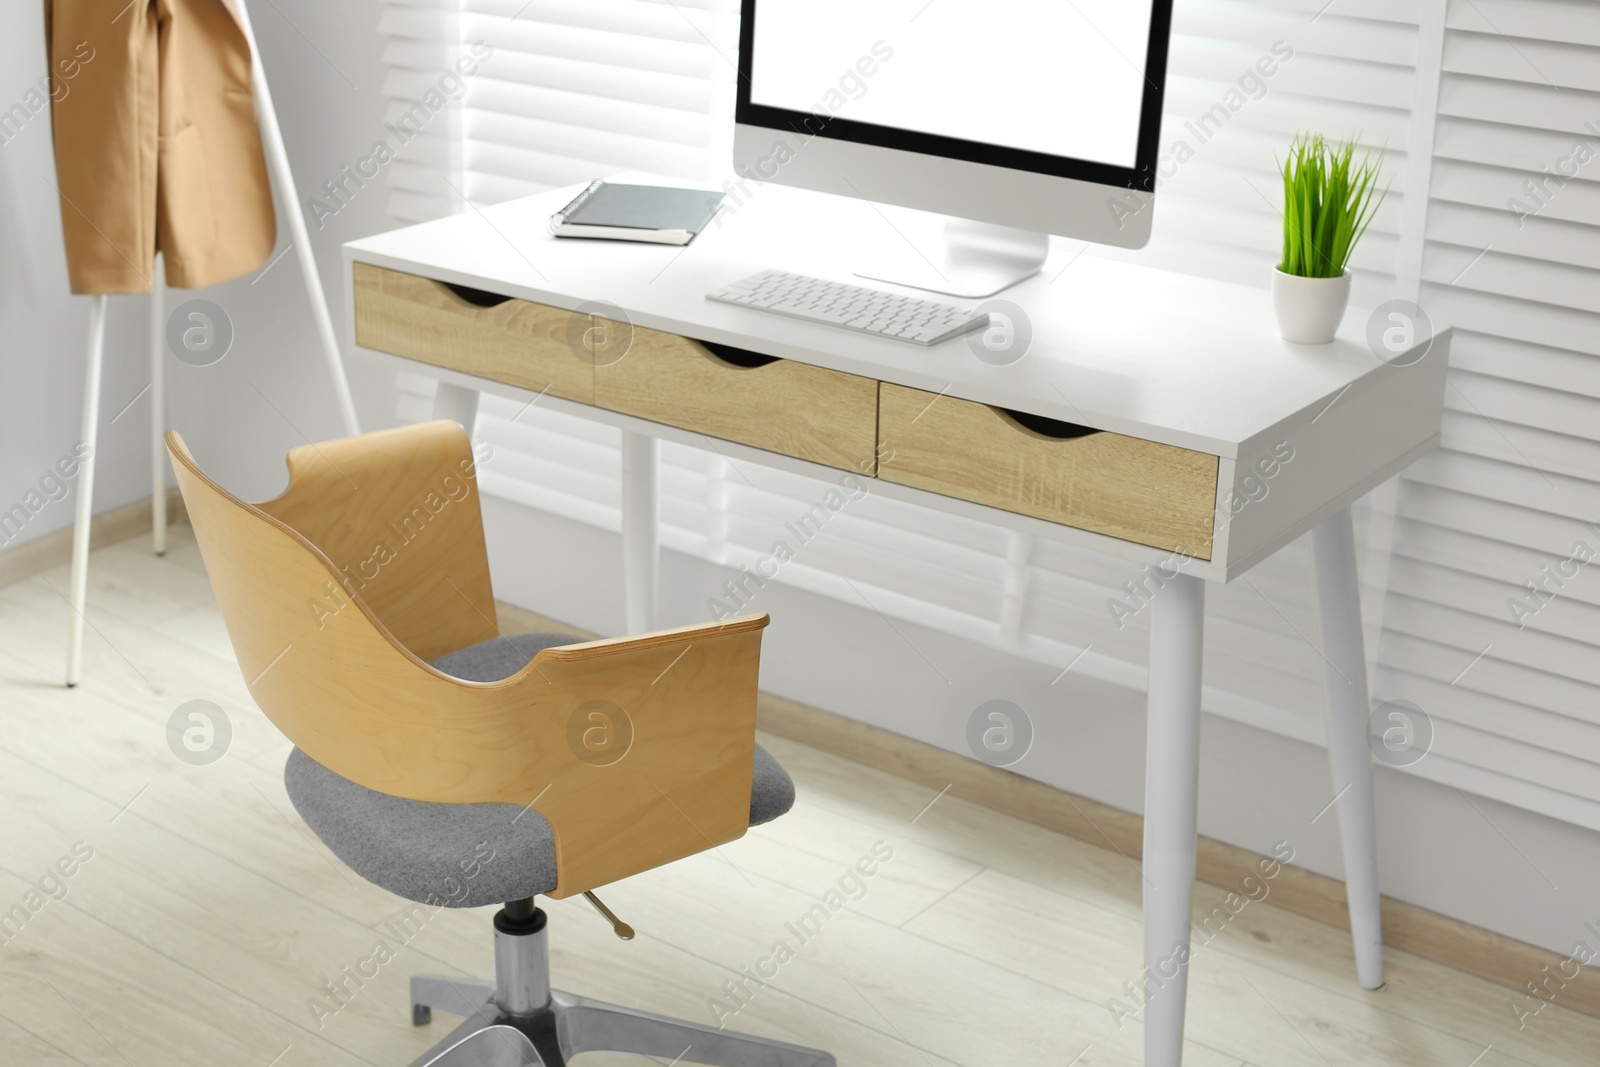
[433,382,480,440]
[1144,571,1204,1067]
[620,431,659,634]
[233,0,360,437]
[150,258,167,556]
[66,296,109,687]
[1312,507,1384,990]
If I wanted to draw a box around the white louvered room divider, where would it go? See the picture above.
[1371,0,1600,827]
[376,0,1600,831]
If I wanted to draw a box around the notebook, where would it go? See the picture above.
[549,180,726,245]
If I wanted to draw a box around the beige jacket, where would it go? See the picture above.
[45,0,276,294]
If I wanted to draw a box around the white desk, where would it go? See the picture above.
[344,183,1448,1067]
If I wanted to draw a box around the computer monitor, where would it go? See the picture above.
[733,0,1174,297]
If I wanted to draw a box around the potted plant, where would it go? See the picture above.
[1273,132,1385,344]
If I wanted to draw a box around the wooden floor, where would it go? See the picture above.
[2,527,1597,1067]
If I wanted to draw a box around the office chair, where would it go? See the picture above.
[167,421,834,1067]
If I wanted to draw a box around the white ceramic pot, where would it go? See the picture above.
[1272,267,1351,344]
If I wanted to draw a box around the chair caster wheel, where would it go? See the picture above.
[412,1004,431,1026]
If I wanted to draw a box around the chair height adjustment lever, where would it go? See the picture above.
[583,891,635,940]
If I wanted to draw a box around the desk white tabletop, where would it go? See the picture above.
[345,183,1432,461]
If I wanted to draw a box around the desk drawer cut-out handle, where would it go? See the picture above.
[440,281,515,308]
[701,341,781,370]
[997,407,1102,440]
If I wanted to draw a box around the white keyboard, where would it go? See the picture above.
[707,270,988,346]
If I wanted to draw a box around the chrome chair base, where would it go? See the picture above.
[408,904,835,1067]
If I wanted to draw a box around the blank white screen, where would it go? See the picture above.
[748,0,1155,170]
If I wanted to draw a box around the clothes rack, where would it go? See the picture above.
[64,0,361,686]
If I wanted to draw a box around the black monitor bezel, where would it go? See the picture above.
[734,0,1174,194]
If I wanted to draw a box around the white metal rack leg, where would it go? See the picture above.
[1312,506,1385,990]
[1143,571,1204,1067]
[620,431,659,634]
[150,257,167,556]
[64,296,109,687]
[63,0,359,686]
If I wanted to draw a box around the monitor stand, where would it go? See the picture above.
[854,218,1049,299]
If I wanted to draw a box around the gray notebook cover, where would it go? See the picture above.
[555,182,725,234]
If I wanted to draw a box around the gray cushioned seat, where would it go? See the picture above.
[285,631,794,908]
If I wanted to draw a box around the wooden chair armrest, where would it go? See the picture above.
[531,614,769,663]
[512,614,770,896]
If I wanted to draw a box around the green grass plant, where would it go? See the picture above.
[1279,132,1385,279]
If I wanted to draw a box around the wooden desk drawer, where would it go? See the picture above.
[877,384,1219,557]
[352,263,593,403]
[595,332,879,473]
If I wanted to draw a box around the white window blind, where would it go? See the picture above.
[379,0,1600,831]
[457,0,735,201]
[376,0,463,222]
[1099,0,1421,303]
